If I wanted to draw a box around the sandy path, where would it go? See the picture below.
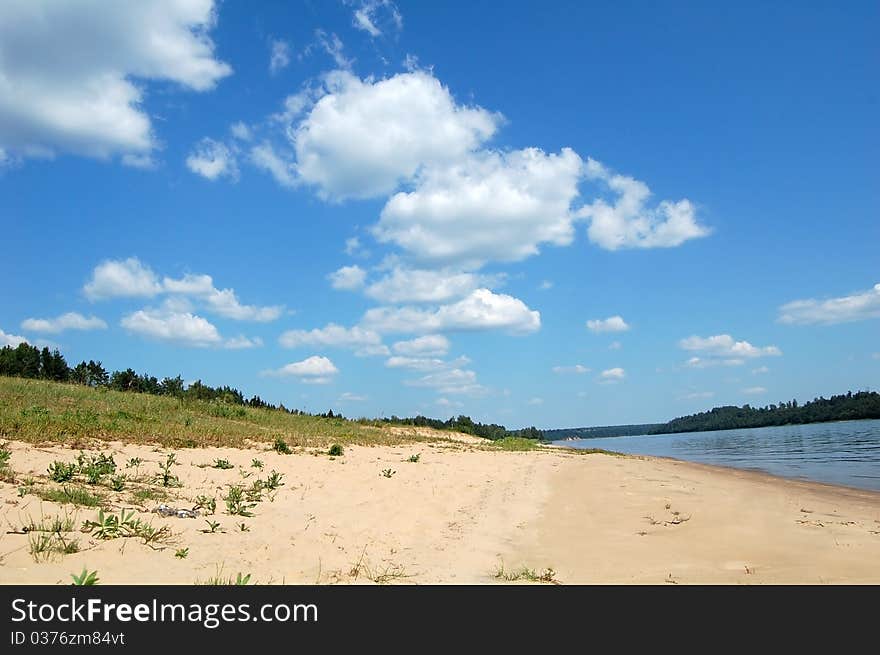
[1,440,878,584]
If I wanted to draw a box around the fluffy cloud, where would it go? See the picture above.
[586,316,630,333]
[600,367,626,382]
[385,356,449,372]
[269,39,290,75]
[684,357,744,369]
[0,0,231,163]
[375,148,583,266]
[249,142,296,187]
[338,392,367,402]
[230,122,252,141]
[742,386,767,395]
[752,366,770,375]
[223,335,263,350]
[552,364,590,374]
[186,138,238,181]
[527,397,544,405]
[352,1,403,37]
[392,334,449,357]
[84,258,162,300]
[1,328,28,347]
[84,260,281,321]
[163,273,282,322]
[578,158,709,249]
[328,265,367,291]
[679,334,782,359]
[362,289,540,334]
[279,323,382,349]
[365,268,499,303]
[289,70,500,199]
[120,309,222,348]
[777,283,880,325]
[264,356,339,384]
[21,312,107,334]
[404,368,484,395]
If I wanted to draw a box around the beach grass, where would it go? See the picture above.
[0,377,435,449]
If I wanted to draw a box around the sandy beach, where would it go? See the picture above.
[1,437,878,585]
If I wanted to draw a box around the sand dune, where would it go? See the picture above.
[1,439,878,584]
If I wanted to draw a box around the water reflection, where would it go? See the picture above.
[557,419,880,491]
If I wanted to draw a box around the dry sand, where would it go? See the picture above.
[1,438,878,584]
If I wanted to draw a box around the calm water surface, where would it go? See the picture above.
[555,419,880,491]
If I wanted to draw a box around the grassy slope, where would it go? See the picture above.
[0,376,428,449]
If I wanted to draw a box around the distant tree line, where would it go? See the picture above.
[543,423,663,440]
[0,341,541,440]
[378,414,544,441]
[651,391,880,434]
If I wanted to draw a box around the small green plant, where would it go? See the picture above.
[246,481,264,503]
[264,470,284,491]
[212,458,234,470]
[251,459,264,469]
[71,568,99,586]
[81,509,174,547]
[81,508,135,540]
[494,563,558,584]
[202,520,222,533]
[48,461,77,483]
[109,475,126,492]
[126,457,142,469]
[406,453,420,463]
[1,444,14,482]
[238,523,250,532]
[493,437,540,452]
[157,453,181,487]
[77,452,117,484]
[36,485,103,507]
[200,568,252,585]
[223,485,255,517]
[328,444,344,457]
[29,532,79,562]
[381,468,396,478]
[195,495,216,515]
[25,513,76,533]
[129,487,168,506]
[175,547,189,559]
[272,437,292,455]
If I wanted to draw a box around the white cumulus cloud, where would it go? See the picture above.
[679,334,782,359]
[0,0,231,164]
[120,309,222,348]
[362,288,540,335]
[552,364,590,374]
[186,138,238,181]
[365,268,500,303]
[375,147,584,267]
[264,356,339,384]
[21,312,107,334]
[600,367,626,382]
[404,368,484,396]
[1,328,28,347]
[288,70,500,199]
[578,158,709,250]
[279,324,382,349]
[328,265,367,291]
[84,258,162,300]
[392,334,449,357]
[777,283,880,325]
[586,316,630,333]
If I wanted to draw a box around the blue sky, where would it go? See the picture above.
[1,1,877,428]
